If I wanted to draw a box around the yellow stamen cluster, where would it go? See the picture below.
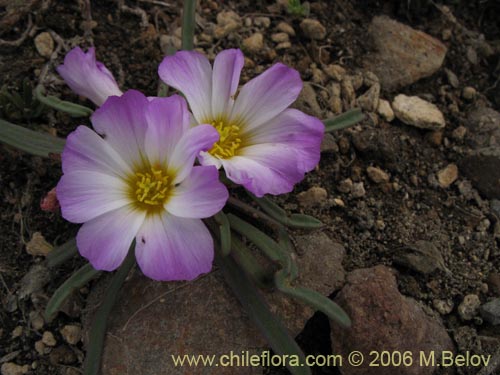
[208,120,242,158]
[133,167,171,207]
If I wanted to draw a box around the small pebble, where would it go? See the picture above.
[433,299,454,315]
[60,325,82,345]
[297,187,327,208]
[451,126,467,140]
[12,326,23,338]
[351,182,366,198]
[242,33,263,54]
[1,363,29,375]
[34,32,54,58]
[324,64,346,81]
[377,99,395,122]
[462,86,476,100]
[276,21,295,36]
[480,298,500,325]
[338,178,353,193]
[300,18,326,40]
[34,341,46,355]
[458,294,481,321]
[42,331,57,347]
[437,164,458,188]
[366,166,390,184]
[271,32,289,43]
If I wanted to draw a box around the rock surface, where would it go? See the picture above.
[86,233,345,375]
[365,16,447,90]
[393,95,446,130]
[331,265,454,375]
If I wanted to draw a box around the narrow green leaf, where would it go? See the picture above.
[278,228,299,281]
[323,108,365,133]
[247,193,324,229]
[35,85,93,117]
[44,263,101,322]
[214,212,231,256]
[216,248,311,375]
[46,238,78,268]
[275,271,351,328]
[0,118,65,157]
[83,242,136,375]
[288,214,324,229]
[181,0,196,50]
[228,214,286,263]
[230,235,273,289]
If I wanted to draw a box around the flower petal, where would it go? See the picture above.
[91,90,149,168]
[57,170,130,223]
[61,125,132,178]
[57,47,123,106]
[221,142,313,197]
[77,204,145,271]
[167,124,219,183]
[211,49,244,119]
[244,108,324,172]
[165,166,228,218]
[158,51,213,123]
[135,214,213,281]
[144,95,191,165]
[230,63,302,130]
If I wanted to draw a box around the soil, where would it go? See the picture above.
[1,0,499,375]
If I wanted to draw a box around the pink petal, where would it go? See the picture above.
[91,90,149,167]
[144,95,191,165]
[165,166,228,218]
[57,170,130,223]
[61,125,132,178]
[167,124,219,183]
[158,51,213,123]
[211,49,244,119]
[77,205,145,271]
[57,47,122,106]
[230,63,302,131]
[135,214,213,281]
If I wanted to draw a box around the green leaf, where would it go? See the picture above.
[216,248,311,375]
[44,263,101,322]
[35,85,93,117]
[0,118,65,157]
[83,242,136,375]
[181,0,196,50]
[274,271,351,328]
[323,108,365,133]
[214,212,231,256]
[46,238,78,268]
[230,235,273,289]
[247,193,324,229]
[277,228,299,281]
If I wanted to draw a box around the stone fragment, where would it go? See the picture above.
[462,86,476,100]
[338,178,353,193]
[242,33,264,54]
[458,294,481,321]
[300,19,326,40]
[393,94,446,130]
[460,155,500,200]
[480,298,500,325]
[356,83,380,112]
[1,363,29,375]
[297,187,327,208]
[366,166,390,184]
[271,32,289,43]
[294,83,322,118]
[253,16,270,28]
[26,232,52,257]
[365,16,447,90]
[214,11,241,39]
[328,82,342,114]
[432,299,454,315]
[34,32,54,58]
[377,99,394,122]
[436,164,458,188]
[320,133,339,153]
[324,64,346,81]
[444,68,459,88]
[60,325,81,345]
[42,331,56,347]
[393,240,448,275]
[277,21,295,36]
[351,182,366,198]
[331,266,454,375]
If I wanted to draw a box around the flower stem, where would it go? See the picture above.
[83,242,136,375]
[181,0,196,50]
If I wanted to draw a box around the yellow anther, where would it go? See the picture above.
[132,167,171,207]
[208,119,243,158]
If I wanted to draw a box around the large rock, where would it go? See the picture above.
[365,16,447,90]
[84,233,345,375]
[331,265,454,375]
[392,94,446,130]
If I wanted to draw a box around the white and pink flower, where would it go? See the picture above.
[158,49,324,197]
[57,47,123,106]
[56,90,228,280]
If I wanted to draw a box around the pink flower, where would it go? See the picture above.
[158,49,324,197]
[56,90,228,280]
[57,47,123,106]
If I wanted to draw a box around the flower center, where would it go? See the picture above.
[208,120,242,159]
[130,166,172,212]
